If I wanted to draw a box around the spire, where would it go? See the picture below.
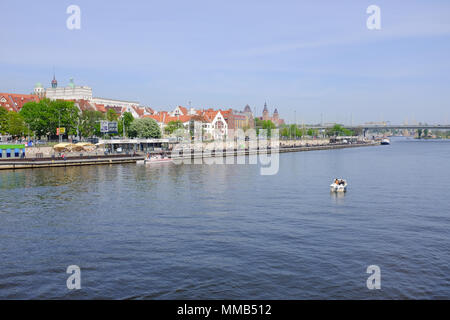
[263,102,268,112]
[51,69,58,88]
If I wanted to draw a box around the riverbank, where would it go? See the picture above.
[170,140,379,161]
[0,154,144,170]
[0,140,379,170]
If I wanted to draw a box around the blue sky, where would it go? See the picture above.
[1,0,450,124]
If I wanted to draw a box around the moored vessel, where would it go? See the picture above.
[138,153,173,165]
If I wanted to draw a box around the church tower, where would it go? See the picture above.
[51,73,58,88]
[262,102,269,121]
[272,108,279,125]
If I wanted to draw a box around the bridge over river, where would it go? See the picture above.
[304,124,450,131]
[299,124,450,137]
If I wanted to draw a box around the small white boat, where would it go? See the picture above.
[144,155,173,165]
[330,179,348,192]
[137,154,173,165]
[381,138,390,145]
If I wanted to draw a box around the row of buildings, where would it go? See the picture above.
[1,76,284,138]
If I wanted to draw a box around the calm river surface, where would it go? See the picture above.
[1,138,449,299]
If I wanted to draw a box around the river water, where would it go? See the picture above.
[0,138,449,299]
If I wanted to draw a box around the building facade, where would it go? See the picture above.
[45,78,93,101]
[39,76,153,118]
[258,102,284,126]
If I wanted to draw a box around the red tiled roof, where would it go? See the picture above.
[144,107,155,115]
[143,114,163,122]
[173,115,191,123]
[95,104,106,113]
[72,99,97,112]
[178,106,188,115]
[201,110,220,123]
[105,106,122,115]
[131,105,144,117]
[0,93,41,112]
[143,107,253,126]
[143,113,196,124]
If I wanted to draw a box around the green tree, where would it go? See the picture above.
[0,107,8,134]
[20,99,80,138]
[122,112,134,135]
[260,120,276,137]
[307,128,318,137]
[326,124,354,137]
[164,120,184,134]
[80,110,105,138]
[117,111,134,137]
[128,118,161,139]
[342,128,354,136]
[279,124,301,138]
[288,124,303,138]
[106,109,119,121]
[20,101,48,138]
[49,99,80,136]
[262,120,275,129]
[6,111,26,137]
[280,125,289,138]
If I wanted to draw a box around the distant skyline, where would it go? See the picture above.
[1,0,450,124]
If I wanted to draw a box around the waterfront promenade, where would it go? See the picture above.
[0,140,379,170]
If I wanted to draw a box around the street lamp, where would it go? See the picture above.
[58,109,62,143]
[123,117,126,138]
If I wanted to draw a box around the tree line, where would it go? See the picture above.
[279,124,358,138]
[0,99,161,140]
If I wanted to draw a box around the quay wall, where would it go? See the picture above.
[0,155,143,170]
[0,141,379,170]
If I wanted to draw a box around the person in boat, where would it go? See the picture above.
[334,178,339,185]
[339,179,345,185]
